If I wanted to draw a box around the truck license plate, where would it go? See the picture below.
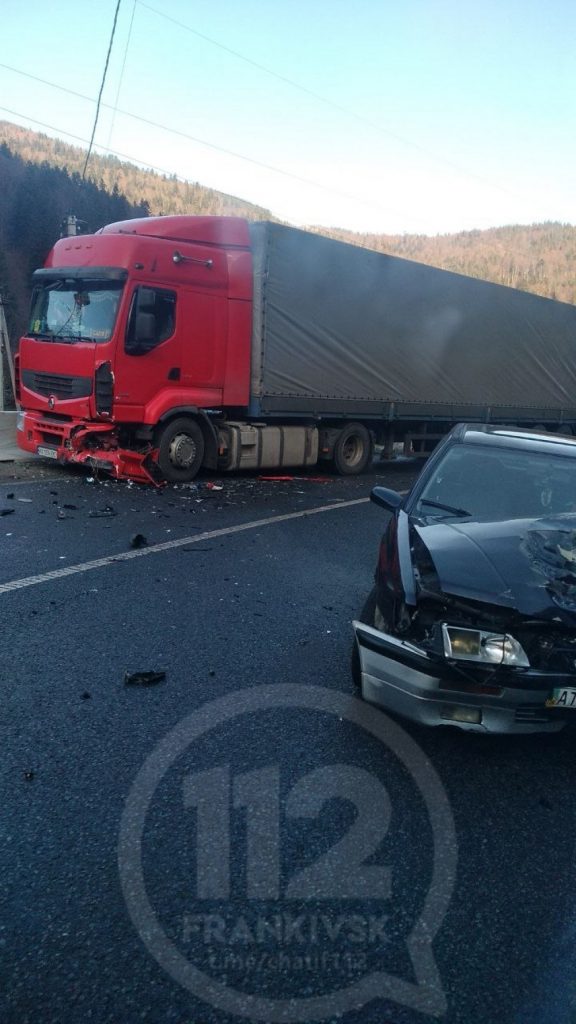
[37,445,59,460]
[546,687,576,708]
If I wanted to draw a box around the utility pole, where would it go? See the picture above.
[0,294,15,410]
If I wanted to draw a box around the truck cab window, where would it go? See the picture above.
[125,287,176,353]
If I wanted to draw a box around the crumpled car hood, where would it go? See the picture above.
[414,514,576,620]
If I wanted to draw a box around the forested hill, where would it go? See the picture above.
[310,223,576,306]
[0,121,272,340]
[1,118,575,346]
[0,121,272,222]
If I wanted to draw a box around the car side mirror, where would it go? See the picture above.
[370,486,403,511]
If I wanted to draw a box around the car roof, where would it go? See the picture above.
[454,423,576,457]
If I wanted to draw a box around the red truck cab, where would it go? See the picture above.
[17,216,254,483]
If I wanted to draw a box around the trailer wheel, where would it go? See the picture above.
[155,418,205,483]
[333,423,372,475]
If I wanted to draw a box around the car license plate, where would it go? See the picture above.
[37,445,59,459]
[546,687,576,708]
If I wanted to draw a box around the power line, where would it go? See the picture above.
[0,106,222,185]
[106,0,137,153]
[2,105,434,229]
[135,0,520,201]
[82,0,122,180]
[0,66,435,228]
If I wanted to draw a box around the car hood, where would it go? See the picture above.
[414,514,576,620]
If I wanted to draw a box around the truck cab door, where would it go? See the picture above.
[113,285,181,417]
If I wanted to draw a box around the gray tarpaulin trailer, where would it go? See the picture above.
[248,222,576,454]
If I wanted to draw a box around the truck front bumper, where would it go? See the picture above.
[17,410,159,485]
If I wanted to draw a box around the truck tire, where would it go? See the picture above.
[333,422,372,475]
[155,417,205,483]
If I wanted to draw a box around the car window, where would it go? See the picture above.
[416,444,576,520]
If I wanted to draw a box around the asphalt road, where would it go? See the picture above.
[1,459,575,1024]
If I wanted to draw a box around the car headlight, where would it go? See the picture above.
[441,625,530,667]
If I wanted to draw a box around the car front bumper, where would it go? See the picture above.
[353,621,573,734]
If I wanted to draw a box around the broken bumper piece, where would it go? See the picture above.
[18,412,160,486]
[353,621,573,734]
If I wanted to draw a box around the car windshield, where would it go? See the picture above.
[28,279,124,343]
[415,442,576,521]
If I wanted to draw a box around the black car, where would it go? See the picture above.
[353,424,576,733]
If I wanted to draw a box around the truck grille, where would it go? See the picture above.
[21,370,93,400]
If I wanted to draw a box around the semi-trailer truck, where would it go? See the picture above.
[16,216,576,484]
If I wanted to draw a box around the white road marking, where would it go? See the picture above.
[0,497,370,596]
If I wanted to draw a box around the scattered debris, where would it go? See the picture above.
[23,770,35,782]
[81,692,92,700]
[181,547,213,553]
[17,497,32,503]
[86,477,96,484]
[258,475,294,481]
[0,509,14,517]
[57,510,72,520]
[88,505,117,518]
[209,669,216,677]
[130,533,148,549]
[124,670,166,687]
[63,503,78,510]
[205,482,223,491]
[6,492,14,499]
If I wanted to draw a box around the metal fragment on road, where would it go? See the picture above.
[124,670,166,687]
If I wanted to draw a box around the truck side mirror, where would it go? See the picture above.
[134,312,156,345]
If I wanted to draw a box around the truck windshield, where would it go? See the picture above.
[28,280,124,343]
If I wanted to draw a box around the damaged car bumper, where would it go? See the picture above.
[353,620,573,734]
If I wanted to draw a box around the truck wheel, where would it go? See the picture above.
[333,423,372,475]
[155,418,205,483]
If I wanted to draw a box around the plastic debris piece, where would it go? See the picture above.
[124,670,166,687]
[6,493,14,499]
[17,497,32,503]
[57,510,72,520]
[23,770,35,781]
[258,475,294,481]
[86,477,96,484]
[88,505,117,518]
[205,482,223,490]
[130,533,148,549]
[63,504,78,510]
[0,509,14,517]
[81,692,92,700]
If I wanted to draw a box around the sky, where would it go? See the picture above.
[1,0,575,236]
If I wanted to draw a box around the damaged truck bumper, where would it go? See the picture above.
[353,621,571,734]
[17,411,160,486]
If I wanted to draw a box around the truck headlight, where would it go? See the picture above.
[441,625,529,667]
